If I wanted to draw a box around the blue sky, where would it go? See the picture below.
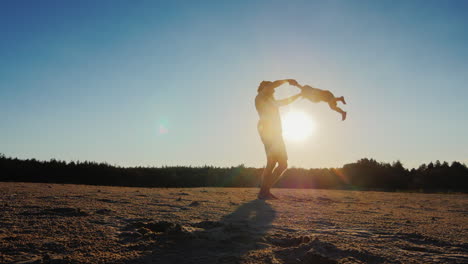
[1,0,467,168]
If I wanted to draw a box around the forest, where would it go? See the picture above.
[1,154,467,192]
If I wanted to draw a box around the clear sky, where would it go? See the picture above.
[1,0,467,168]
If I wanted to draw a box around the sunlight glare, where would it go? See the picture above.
[282,111,315,142]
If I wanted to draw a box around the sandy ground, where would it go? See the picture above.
[0,182,467,264]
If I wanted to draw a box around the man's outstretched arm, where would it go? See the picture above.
[268,79,296,89]
[276,93,302,106]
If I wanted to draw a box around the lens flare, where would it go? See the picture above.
[158,118,169,135]
[158,124,168,134]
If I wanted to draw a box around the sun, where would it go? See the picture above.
[282,111,315,142]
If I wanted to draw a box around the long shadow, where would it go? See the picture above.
[221,199,276,231]
[126,199,276,264]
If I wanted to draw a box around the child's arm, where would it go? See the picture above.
[289,81,307,91]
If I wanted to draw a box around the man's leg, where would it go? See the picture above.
[267,159,288,197]
[258,157,277,199]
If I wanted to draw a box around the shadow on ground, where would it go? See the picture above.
[124,199,276,263]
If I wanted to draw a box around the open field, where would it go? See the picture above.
[0,182,467,263]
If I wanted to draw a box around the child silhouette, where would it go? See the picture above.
[293,83,347,121]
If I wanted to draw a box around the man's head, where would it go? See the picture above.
[258,81,274,96]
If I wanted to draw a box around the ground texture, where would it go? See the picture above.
[0,182,467,264]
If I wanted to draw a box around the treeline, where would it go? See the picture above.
[0,154,467,192]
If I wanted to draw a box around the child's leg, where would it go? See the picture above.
[328,101,347,121]
[336,96,346,104]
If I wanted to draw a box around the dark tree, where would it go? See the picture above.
[0,154,466,192]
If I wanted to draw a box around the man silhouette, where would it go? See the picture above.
[255,79,301,199]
